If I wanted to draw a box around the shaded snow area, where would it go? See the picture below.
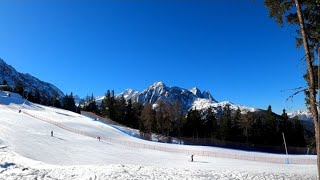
[0,92,317,179]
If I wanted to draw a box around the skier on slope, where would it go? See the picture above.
[51,130,53,137]
[191,155,194,162]
[97,136,101,141]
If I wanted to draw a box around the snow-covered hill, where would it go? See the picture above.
[288,109,313,123]
[0,91,317,179]
[0,58,64,98]
[115,82,258,114]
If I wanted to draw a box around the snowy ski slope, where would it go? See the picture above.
[0,91,317,179]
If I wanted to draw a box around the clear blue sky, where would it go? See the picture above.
[0,0,308,114]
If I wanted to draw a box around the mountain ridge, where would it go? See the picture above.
[0,58,64,98]
[112,81,258,114]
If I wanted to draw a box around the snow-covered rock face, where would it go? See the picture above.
[191,99,258,114]
[117,82,217,110]
[288,109,313,123]
[116,82,256,114]
[0,58,64,98]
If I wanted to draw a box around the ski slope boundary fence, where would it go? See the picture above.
[18,108,316,165]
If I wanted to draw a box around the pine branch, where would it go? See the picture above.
[285,88,307,101]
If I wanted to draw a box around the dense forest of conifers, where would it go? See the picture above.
[84,90,309,149]
[1,80,312,149]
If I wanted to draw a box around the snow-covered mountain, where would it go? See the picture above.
[0,58,64,98]
[288,109,313,123]
[116,82,258,114]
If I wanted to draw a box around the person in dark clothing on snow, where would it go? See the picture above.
[97,136,101,141]
[51,130,53,137]
[191,155,194,162]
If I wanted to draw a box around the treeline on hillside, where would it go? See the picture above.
[80,89,308,148]
[0,80,80,113]
[2,79,308,149]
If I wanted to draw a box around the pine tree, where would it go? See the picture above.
[220,104,232,141]
[263,105,278,145]
[205,107,217,139]
[265,0,320,173]
[240,111,255,143]
[231,108,243,142]
[279,109,289,137]
[27,92,35,103]
[251,113,263,144]
[33,90,41,104]
[14,80,24,96]
[124,99,133,126]
[100,90,110,117]
[292,118,306,147]
[62,93,76,112]
[140,104,155,135]
[171,99,185,141]
[115,95,126,123]
[156,101,172,137]
[1,80,11,91]
[131,102,142,129]
[103,89,116,119]
[52,92,61,108]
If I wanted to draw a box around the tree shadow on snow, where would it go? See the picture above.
[52,136,66,141]
[99,141,111,145]
[0,162,16,174]
[0,162,15,168]
[192,161,210,164]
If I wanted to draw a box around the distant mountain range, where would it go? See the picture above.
[1,57,313,125]
[0,58,64,98]
[96,82,315,124]
[288,109,313,123]
[108,82,259,115]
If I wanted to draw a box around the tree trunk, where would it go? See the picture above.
[294,0,319,178]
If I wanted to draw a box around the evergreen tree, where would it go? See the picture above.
[240,111,255,143]
[52,92,61,108]
[279,109,288,134]
[108,90,116,119]
[291,118,306,147]
[251,113,263,144]
[263,105,278,145]
[124,99,133,126]
[220,104,232,141]
[171,99,185,140]
[14,80,24,97]
[140,104,155,134]
[231,108,243,142]
[205,107,218,139]
[1,80,11,91]
[62,92,76,112]
[131,102,143,129]
[156,101,172,136]
[184,108,201,139]
[33,90,41,104]
[100,90,110,117]
[115,95,126,123]
[27,92,35,103]
[85,93,97,113]
[76,104,82,114]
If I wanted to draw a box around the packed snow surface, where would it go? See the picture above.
[0,91,317,179]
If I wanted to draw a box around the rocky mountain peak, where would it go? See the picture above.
[0,58,64,98]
